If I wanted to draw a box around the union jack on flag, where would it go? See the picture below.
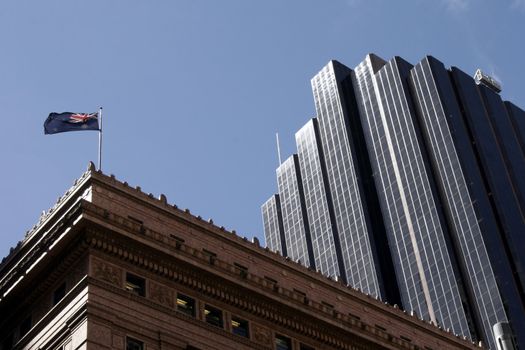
[66,113,98,124]
[44,111,100,134]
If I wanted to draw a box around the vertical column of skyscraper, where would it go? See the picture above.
[409,56,523,349]
[295,119,345,283]
[450,68,525,298]
[261,194,287,256]
[276,155,316,267]
[506,102,525,157]
[478,85,525,215]
[310,61,385,299]
[352,55,471,339]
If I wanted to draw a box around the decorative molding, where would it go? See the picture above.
[92,258,122,287]
[252,324,272,347]
[149,280,175,308]
[85,231,439,350]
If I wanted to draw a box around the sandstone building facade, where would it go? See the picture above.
[0,164,483,350]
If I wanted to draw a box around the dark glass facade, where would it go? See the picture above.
[276,155,315,267]
[310,61,385,297]
[261,194,287,255]
[295,119,342,280]
[354,55,471,338]
[262,54,525,349]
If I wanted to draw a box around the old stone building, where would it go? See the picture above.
[0,164,484,350]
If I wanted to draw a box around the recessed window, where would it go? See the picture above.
[375,324,386,331]
[53,283,66,305]
[203,249,217,264]
[231,316,249,338]
[177,293,196,317]
[126,337,144,350]
[20,315,32,337]
[264,276,277,284]
[126,273,146,297]
[234,263,248,278]
[321,301,333,308]
[275,334,292,350]
[2,333,13,350]
[300,344,315,350]
[204,304,223,328]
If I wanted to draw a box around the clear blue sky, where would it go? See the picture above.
[1,0,524,259]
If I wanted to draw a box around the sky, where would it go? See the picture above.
[1,0,524,259]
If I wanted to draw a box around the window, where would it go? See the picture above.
[203,249,217,265]
[126,337,144,350]
[234,263,248,278]
[126,273,146,297]
[53,283,66,305]
[170,234,184,249]
[375,324,386,331]
[300,344,315,350]
[231,316,249,338]
[177,293,196,317]
[348,312,360,320]
[264,276,277,284]
[2,333,13,350]
[275,334,292,350]
[20,315,32,337]
[204,304,223,328]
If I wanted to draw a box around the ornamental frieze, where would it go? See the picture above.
[149,280,175,308]
[91,258,122,287]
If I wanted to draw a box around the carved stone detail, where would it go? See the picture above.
[149,281,174,308]
[92,258,122,287]
[252,324,272,347]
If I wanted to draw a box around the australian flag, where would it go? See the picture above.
[44,112,99,134]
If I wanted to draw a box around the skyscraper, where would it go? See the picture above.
[262,54,525,349]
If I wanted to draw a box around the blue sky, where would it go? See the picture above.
[1,0,524,259]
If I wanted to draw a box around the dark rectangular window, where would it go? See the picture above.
[275,334,292,350]
[293,289,306,296]
[231,316,249,338]
[234,263,248,278]
[126,337,144,350]
[203,249,217,264]
[321,301,334,309]
[53,283,66,305]
[20,315,32,337]
[300,344,315,350]
[126,273,146,297]
[2,333,13,350]
[400,336,412,342]
[202,249,216,257]
[177,293,196,317]
[264,276,278,284]
[204,304,223,328]
[170,234,184,242]
[348,312,361,320]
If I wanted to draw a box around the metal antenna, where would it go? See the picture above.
[276,132,282,165]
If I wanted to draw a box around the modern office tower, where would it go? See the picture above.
[276,155,316,268]
[409,56,524,349]
[263,54,525,349]
[450,67,525,299]
[352,55,471,339]
[261,194,287,255]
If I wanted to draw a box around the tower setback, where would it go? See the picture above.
[262,54,525,349]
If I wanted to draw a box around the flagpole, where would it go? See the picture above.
[98,107,103,171]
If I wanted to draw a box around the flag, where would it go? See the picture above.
[44,112,100,135]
